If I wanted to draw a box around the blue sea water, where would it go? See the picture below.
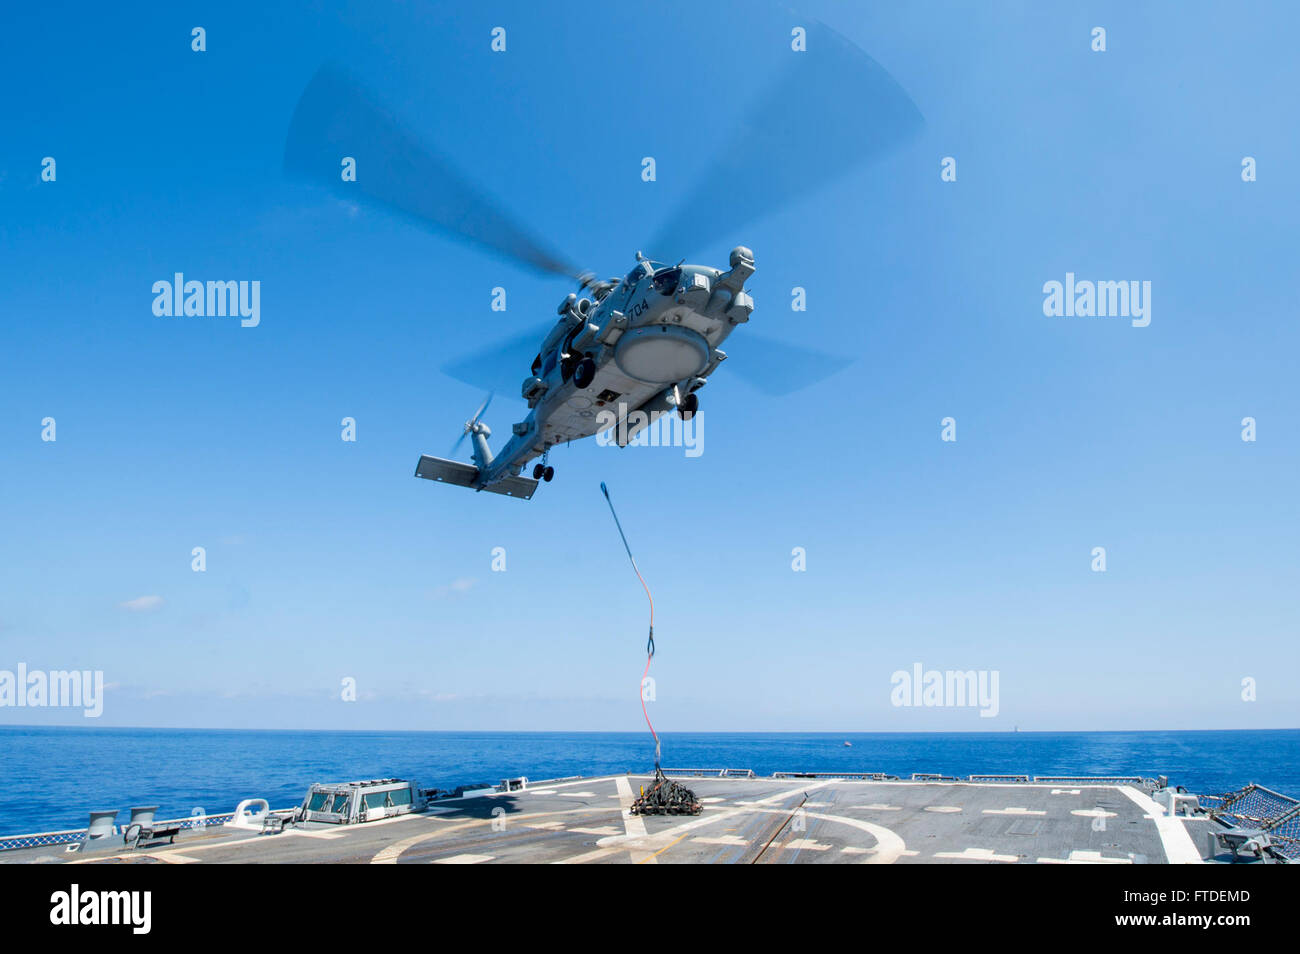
[0,727,1296,836]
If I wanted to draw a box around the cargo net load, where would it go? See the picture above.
[631,768,703,816]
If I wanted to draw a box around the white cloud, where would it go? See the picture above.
[120,595,163,612]
[429,578,476,600]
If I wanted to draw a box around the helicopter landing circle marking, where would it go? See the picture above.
[369,807,609,864]
[366,780,907,864]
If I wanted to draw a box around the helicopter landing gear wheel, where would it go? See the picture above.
[533,449,553,482]
[560,354,575,382]
[677,391,698,420]
[573,356,596,389]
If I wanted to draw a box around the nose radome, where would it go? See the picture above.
[729,246,754,268]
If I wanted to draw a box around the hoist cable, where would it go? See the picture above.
[600,482,660,769]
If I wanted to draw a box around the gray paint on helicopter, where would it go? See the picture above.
[283,16,922,498]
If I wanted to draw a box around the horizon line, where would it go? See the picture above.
[0,724,1295,735]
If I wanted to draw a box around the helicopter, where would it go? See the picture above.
[418,244,757,499]
[283,16,922,499]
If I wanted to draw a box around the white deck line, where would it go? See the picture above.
[935,847,1018,862]
[371,807,608,864]
[614,776,654,864]
[433,853,493,864]
[1118,786,1202,864]
[556,780,842,865]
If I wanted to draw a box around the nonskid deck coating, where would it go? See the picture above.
[3,774,1213,865]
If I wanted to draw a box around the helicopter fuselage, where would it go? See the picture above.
[494,246,754,477]
[415,245,755,498]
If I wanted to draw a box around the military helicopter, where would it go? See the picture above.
[284,17,921,499]
[418,244,757,499]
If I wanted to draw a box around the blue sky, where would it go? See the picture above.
[1,0,1297,731]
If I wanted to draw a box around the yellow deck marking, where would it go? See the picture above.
[370,807,607,864]
[559,780,849,865]
[638,832,688,863]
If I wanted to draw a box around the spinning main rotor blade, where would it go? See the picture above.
[645,19,923,262]
[724,332,853,396]
[441,324,552,396]
[285,64,584,280]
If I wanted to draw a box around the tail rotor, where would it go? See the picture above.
[451,393,493,457]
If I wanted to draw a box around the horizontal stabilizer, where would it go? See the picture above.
[481,474,540,499]
[414,455,537,500]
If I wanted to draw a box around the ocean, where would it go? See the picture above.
[1,726,1296,836]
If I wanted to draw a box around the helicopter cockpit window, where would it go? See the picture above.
[625,263,649,287]
[652,267,681,296]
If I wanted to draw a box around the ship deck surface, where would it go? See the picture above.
[3,773,1222,865]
